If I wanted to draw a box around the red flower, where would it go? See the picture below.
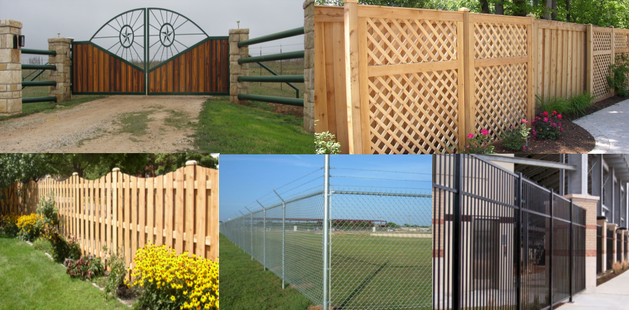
[543,117,549,122]
[523,145,527,150]
[467,133,475,139]
[543,111,549,116]
[552,111,557,115]
[480,129,489,136]
[557,114,562,119]
[560,128,564,132]
[522,119,528,123]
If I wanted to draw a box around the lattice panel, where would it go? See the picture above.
[593,31,612,51]
[474,22,527,59]
[365,18,458,66]
[367,70,459,154]
[593,54,612,98]
[615,33,628,50]
[474,63,528,140]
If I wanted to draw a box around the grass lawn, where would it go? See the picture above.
[219,233,314,310]
[0,233,127,310]
[194,98,314,154]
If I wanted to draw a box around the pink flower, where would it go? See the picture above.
[551,122,556,127]
[523,145,526,150]
[467,133,475,139]
[557,114,562,119]
[543,117,549,122]
[480,129,489,136]
[533,130,537,136]
[560,128,564,132]
[522,119,528,123]
[535,116,541,121]
[466,145,470,149]
[543,111,549,116]
[552,111,557,115]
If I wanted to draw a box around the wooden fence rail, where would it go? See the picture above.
[0,162,219,269]
[315,2,629,154]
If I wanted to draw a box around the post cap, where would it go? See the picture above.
[72,172,78,176]
[112,168,120,172]
[186,160,198,166]
[458,7,470,12]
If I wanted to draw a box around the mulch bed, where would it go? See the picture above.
[493,94,629,154]
[597,267,629,286]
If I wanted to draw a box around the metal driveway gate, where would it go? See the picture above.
[72,8,229,95]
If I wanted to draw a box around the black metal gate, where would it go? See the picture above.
[433,154,587,310]
[597,225,603,274]
[617,230,622,263]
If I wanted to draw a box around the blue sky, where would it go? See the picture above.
[220,155,432,224]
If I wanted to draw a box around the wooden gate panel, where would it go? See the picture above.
[72,42,145,94]
[148,38,229,95]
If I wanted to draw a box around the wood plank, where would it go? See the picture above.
[557,30,564,98]
[198,42,205,92]
[315,6,344,23]
[124,173,131,269]
[175,167,185,254]
[87,45,93,93]
[357,17,371,154]
[185,163,195,255]
[195,167,207,257]
[99,175,105,257]
[586,25,593,94]
[208,169,219,260]
[168,60,174,93]
[550,28,557,98]
[537,27,544,98]
[180,53,186,92]
[104,53,110,92]
[164,171,174,249]
[332,22,349,154]
[88,180,93,256]
[358,5,463,22]
[528,16,535,124]
[458,10,468,149]
[315,22,330,134]
[138,177,146,250]
[83,44,88,93]
[155,175,164,246]
[537,19,586,32]
[146,177,154,245]
[130,175,138,266]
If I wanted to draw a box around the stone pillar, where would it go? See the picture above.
[598,217,607,272]
[0,20,22,115]
[564,194,600,292]
[303,0,315,133]
[48,38,72,102]
[229,28,249,104]
[609,223,618,265]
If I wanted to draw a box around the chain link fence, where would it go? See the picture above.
[221,156,432,309]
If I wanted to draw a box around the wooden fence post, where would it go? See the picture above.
[72,172,78,240]
[185,160,196,256]
[611,26,616,97]
[458,7,471,150]
[344,0,363,154]
[112,168,119,254]
[528,14,536,123]
[586,24,593,95]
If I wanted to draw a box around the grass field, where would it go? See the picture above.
[224,229,433,310]
[220,233,315,310]
[193,98,314,153]
[0,233,126,310]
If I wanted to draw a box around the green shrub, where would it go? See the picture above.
[568,92,595,117]
[32,237,54,254]
[536,95,570,115]
[66,254,105,280]
[36,194,59,229]
[532,111,563,140]
[608,53,629,97]
[103,246,127,299]
[16,213,42,242]
[48,232,81,263]
[315,131,341,154]
[1,214,19,237]
[501,120,530,151]
[462,129,494,154]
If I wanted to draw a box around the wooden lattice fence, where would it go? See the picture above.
[1,162,219,269]
[315,2,629,154]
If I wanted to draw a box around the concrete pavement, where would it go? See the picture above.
[559,270,629,309]
[573,99,629,153]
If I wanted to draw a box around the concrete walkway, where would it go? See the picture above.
[559,270,629,309]
[574,98,629,153]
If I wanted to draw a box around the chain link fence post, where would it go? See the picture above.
[273,189,287,289]
[257,200,267,271]
[245,207,253,260]
[323,154,330,310]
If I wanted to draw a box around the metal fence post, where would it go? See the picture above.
[516,172,523,310]
[239,211,246,249]
[569,198,574,303]
[245,206,253,259]
[452,154,463,310]
[257,200,267,271]
[549,189,554,308]
[273,189,286,289]
[323,154,330,310]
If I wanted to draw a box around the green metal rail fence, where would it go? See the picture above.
[21,48,58,104]
[237,27,305,107]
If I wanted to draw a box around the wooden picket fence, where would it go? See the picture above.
[1,162,219,269]
[315,2,629,154]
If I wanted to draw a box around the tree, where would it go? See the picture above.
[0,154,51,188]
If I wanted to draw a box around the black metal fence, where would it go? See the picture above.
[433,155,587,310]
[597,225,603,274]
[607,228,614,270]
[617,230,622,263]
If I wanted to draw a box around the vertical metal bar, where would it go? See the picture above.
[144,8,148,95]
[323,154,330,310]
[516,172,523,310]
[569,198,574,303]
[257,200,267,271]
[549,189,554,308]
[272,189,286,289]
[245,206,253,259]
[452,154,463,310]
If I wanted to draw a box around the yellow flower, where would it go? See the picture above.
[171,296,176,301]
